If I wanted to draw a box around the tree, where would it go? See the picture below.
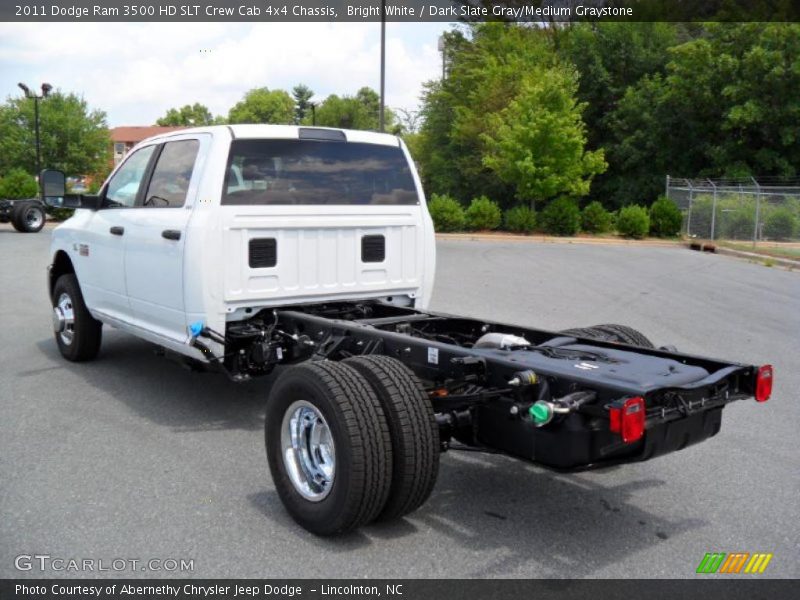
[312,87,399,132]
[292,84,314,125]
[0,90,110,176]
[156,103,216,126]
[560,23,677,151]
[717,23,800,176]
[482,67,606,207]
[607,23,800,205]
[558,23,678,207]
[228,88,294,124]
[395,108,421,134]
[416,24,556,207]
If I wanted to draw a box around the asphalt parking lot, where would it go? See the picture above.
[1,225,798,579]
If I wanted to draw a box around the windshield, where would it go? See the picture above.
[221,139,419,205]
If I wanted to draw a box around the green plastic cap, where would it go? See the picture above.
[530,402,552,425]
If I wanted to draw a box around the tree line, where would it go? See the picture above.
[2,21,798,233]
[155,84,403,134]
[411,22,800,215]
[0,83,400,190]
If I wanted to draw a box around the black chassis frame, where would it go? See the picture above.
[247,301,759,472]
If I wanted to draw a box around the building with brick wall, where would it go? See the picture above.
[110,126,186,165]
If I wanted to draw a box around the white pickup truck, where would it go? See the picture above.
[45,125,772,535]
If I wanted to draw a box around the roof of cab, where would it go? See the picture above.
[141,124,400,147]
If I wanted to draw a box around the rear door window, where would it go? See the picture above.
[222,139,418,205]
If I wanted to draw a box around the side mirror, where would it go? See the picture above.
[40,169,102,210]
[40,169,66,205]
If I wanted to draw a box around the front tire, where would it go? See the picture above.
[52,274,102,361]
[12,202,46,233]
[265,361,392,535]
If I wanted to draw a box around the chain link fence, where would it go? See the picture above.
[665,176,800,244]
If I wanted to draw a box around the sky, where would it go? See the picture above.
[0,21,454,127]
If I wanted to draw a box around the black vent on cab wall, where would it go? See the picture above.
[249,238,277,268]
[361,235,385,263]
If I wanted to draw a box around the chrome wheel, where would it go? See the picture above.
[280,400,336,502]
[53,292,75,346]
[25,207,44,230]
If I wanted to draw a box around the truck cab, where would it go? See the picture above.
[48,125,435,359]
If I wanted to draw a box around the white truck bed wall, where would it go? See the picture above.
[221,205,425,304]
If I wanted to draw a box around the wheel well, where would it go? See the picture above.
[50,251,75,301]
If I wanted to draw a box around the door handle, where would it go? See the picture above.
[162,229,181,241]
[109,226,124,236]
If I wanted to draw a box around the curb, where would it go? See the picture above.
[690,242,800,269]
[435,232,680,248]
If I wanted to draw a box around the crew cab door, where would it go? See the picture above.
[76,144,157,321]
[122,135,207,342]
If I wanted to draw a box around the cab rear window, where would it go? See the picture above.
[221,139,418,205]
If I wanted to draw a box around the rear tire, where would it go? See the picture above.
[265,361,392,535]
[345,355,440,521]
[560,324,654,348]
[52,274,102,361]
[12,201,46,233]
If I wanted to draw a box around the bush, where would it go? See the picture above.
[504,205,536,233]
[0,168,38,199]
[540,197,581,236]
[763,207,797,240]
[581,201,613,233]
[617,205,650,238]
[427,193,465,232]
[465,196,502,230]
[649,196,682,237]
[722,210,756,240]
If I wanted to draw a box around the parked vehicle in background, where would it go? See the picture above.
[0,197,47,232]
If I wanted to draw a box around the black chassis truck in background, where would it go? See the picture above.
[0,197,47,232]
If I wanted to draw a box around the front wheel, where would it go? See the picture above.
[12,202,46,233]
[265,361,393,535]
[52,274,102,361]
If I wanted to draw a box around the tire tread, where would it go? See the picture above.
[345,355,439,521]
[53,274,102,361]
[266,361,392,535]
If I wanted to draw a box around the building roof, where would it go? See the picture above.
[110,126,187,143]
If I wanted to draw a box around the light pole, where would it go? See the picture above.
[379,0,386,132]
[438,35,446,80]
[18,82,52,194]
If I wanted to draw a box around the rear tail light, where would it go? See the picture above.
[755,365,773,402]
[609,396,646,443]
